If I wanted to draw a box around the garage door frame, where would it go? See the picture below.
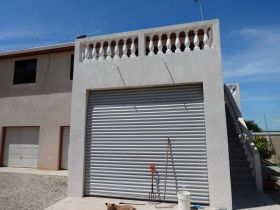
[60,126,70,170]
[0,127,6,167]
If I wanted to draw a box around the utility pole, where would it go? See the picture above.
[194,0,204,20]
[264,115,274,154]
[264,114,271,139]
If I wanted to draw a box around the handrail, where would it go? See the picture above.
[224,85,263,191]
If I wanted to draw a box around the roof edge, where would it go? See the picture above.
[0,42,75,59]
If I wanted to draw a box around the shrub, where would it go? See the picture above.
[254,136,271,159]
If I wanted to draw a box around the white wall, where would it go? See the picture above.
[68,20,232,209]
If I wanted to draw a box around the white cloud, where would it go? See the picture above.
[0,28,45,41]
[242,95,280,102]
[223,26,280,83]
[238,27,280,44]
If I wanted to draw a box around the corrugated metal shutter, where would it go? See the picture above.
[3,127,39,168]
[85,85,209,204]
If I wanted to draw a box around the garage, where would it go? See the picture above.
[84,85,209,204]
[3,127,39,168]
[61,127,70,170]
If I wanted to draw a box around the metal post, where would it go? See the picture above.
[194,0,204,20]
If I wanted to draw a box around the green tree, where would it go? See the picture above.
[245,120,262,132]
[254,136,271,159]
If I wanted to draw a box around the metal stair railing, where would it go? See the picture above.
[224,84,263,191]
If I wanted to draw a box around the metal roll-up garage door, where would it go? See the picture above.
[85,84,209,204]
[3,127,39,168]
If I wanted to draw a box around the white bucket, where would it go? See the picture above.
[177,191,191,210]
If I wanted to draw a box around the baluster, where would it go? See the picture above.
[130,37,136,58]
[194,30,200,51]
[81,49,85,61]
[175,32,181,53]
[122,39,128,58]
[106,41,112,60]
[148,35,154,56]
[89,45,93,60]
[157,34,163,55]
[84,43,90,61]
[184,30,190,52]
[209,28,214,49]
[114,40,120,59]
[166,33,172,54]
[91,43,97,61]
[203,28,209,50]
[98,42,104,61]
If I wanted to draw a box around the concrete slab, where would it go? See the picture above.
[0,167,68,176]
[46,197,178,210]
[232,190,280,210]
[46,195,280,210]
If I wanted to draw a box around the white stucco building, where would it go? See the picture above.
[0,19,263,209]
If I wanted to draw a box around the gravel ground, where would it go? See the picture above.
[0,172,67,210]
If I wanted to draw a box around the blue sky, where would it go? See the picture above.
[0,0,279,130]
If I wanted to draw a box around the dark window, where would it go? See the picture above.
[13,59,37,84]
[70,54,74,80]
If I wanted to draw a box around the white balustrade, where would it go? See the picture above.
[81,36,138,62]
[80,24,213,62]
[145,27,212,55]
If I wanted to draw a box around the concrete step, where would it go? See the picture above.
[231,180,256,190]
[229,148,245,154]
[228,138,241,143]
[230,159,250,167]
[228,137,240,142]
[228,146,245,154]
[227,131,238,136]
[231,173,255,182]
[230,166,252,174]
[227,129,236,133]
[229,144,244,150]
[229,153,247,160]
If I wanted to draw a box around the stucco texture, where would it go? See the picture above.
[0,51,73,170]
[68,20,232,209]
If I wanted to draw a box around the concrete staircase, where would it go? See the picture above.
[226,106,256,191]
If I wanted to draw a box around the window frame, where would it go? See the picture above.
[70,54,74,80]
[13,58,38,85]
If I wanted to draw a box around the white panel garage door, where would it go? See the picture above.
[85,85,209,204]
[61,127,70,170]
[3,127,39,168]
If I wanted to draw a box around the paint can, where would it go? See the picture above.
[177,191,191,210]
